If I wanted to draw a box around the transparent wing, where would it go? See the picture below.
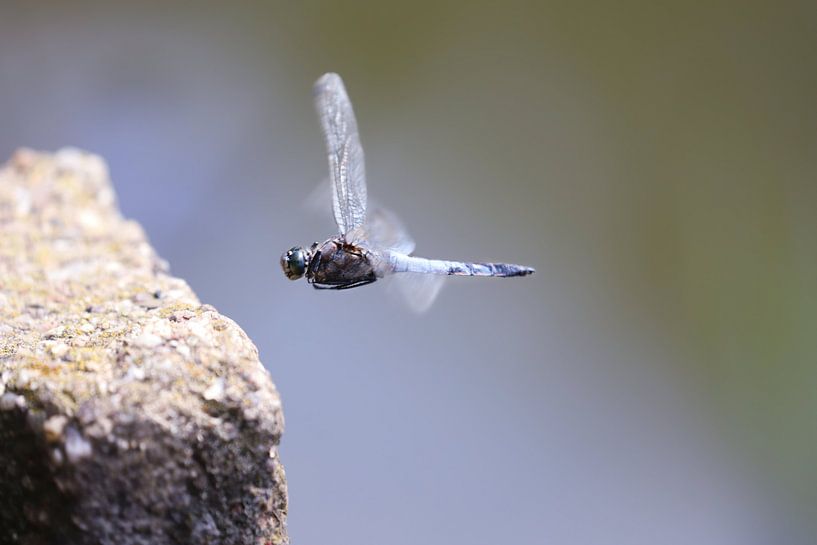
[386,272,445,313]
[313,73,367,236]
[351,206,416,255]
[303,177,337,232]
[308,178,415,255]
[355,208,442,313]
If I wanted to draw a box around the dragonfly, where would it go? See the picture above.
[281,73,534,311]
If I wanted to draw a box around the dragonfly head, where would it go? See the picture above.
[281,246,308,280]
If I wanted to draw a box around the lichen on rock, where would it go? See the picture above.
[0,149,287,545]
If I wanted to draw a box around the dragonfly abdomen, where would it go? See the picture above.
[389,254,534,277]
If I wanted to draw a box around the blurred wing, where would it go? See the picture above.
[313,73,367,236]
[387,272,445,313]
[305,180,415,255]
[350,207,440,312]
[303,177,336,231]
[351,206,416,255]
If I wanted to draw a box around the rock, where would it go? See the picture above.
[0,149,287,545]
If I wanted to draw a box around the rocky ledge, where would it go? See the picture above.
[0,149,287,545]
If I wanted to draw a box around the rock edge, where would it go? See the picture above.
[0,148,287,545]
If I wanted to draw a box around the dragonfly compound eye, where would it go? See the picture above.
[281,246,307,280]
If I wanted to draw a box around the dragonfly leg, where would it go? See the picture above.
[311,277,376,290]
[332,278,377,290]
[306,250,322,279]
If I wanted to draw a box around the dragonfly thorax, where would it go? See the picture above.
[281,246,312,280]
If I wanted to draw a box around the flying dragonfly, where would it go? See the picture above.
[281,73,534,311]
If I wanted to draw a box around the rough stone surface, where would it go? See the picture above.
[0,149,287,545]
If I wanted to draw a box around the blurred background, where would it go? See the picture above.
[2,1,815,543]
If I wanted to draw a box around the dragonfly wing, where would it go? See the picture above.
[387,271,445,313]
[352,206,440,311]
[351,205,416,256]
[305,179,415,255]
[313,73,367,236]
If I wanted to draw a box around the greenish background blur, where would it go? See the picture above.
[2,1,815,543]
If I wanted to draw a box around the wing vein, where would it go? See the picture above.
[314,73,367,236]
